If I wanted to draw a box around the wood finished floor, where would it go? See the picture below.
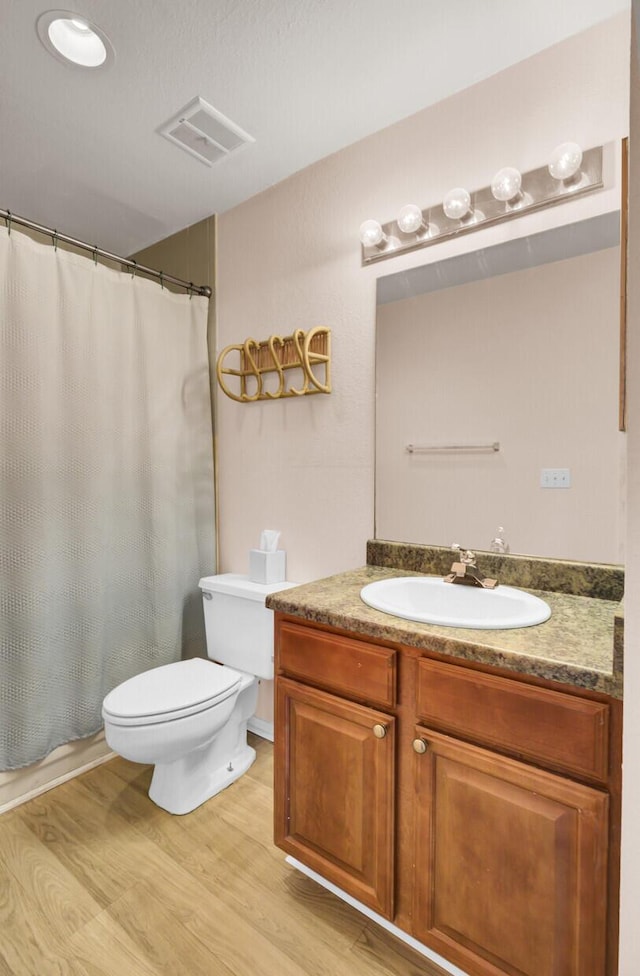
[0,735,447,976]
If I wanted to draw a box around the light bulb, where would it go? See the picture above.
[443,187,471,221]
[397,204,426,235]
[548,142,583,181]
[490,167,522,203]
[359,219,387,248]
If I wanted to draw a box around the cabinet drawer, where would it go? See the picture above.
[277,620,396,708]
[416,657,609,783]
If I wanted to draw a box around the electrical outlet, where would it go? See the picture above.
[540,468,571,489]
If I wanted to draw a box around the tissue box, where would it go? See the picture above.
[249,549,286,584]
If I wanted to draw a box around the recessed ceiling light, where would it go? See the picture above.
[36,10,114,68]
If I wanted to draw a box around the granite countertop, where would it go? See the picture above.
[267,563,623,699]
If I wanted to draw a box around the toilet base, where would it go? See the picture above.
[148,675,259,815]
[149,741,256,815]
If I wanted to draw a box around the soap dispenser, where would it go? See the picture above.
[490,526,510,554]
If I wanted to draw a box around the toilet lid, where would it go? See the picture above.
[102,658,242,726]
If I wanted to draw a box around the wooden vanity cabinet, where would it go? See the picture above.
[274,615,618,976]
[274,620,397,918]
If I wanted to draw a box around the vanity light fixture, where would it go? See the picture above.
[359,142,604,265]
[397,204,428,236]
[359,219,388,250]
[443,187,485,226]
[36,10,114,68]
[548,142,583,183]
[442,187,472,221]
[490,166,531,211]
[490,166,522,203]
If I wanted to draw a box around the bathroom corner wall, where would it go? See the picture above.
[131,215,215,293]
[132,215,218,574]
[216,13,629,585]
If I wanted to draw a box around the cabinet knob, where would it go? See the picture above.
[412,737,428,754]
[372,724,387,739]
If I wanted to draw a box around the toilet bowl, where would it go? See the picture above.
[102,573,297,815]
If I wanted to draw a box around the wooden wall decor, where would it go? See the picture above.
[216,326,331,402]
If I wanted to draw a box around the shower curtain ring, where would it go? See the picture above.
[93,246,98,266]
[52,230,58,252]
[189,282,194,299]
[131,259,137,279]
[5,210,11,236]
[160,271,164,290]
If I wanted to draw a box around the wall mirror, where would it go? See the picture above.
[374,213,625,564]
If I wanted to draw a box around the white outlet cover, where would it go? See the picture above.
[540,468,571,488]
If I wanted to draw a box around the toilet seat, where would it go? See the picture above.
[102,658,242,727]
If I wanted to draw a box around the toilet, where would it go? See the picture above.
[101,573,296,815]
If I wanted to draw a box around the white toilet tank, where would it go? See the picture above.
[198,573,298,679]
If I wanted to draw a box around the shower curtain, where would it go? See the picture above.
[0,227,216,770]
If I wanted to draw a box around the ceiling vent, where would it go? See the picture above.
[159,96,254,167]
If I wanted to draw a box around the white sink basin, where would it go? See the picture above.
[360,576,551,630]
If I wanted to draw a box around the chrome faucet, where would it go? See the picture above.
[443,544,498,589]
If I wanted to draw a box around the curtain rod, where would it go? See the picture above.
[1,208,212,298]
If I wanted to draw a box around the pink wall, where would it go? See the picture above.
[218,14,640,970]
[217,14,628,583]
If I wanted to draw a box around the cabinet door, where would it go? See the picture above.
[413,727,608,976]
[275,677,395,918]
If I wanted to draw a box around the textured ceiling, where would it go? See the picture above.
[0,0,630,255]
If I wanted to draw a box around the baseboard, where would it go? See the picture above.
[0,731,115,815]
[247,717,274,742]
[285,856,469,976]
